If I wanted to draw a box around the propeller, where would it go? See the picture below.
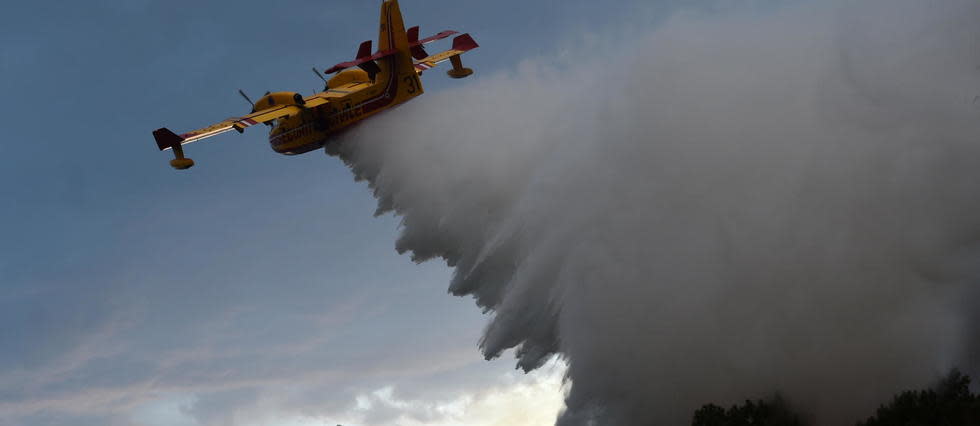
[239,90,274,127]
[313,67,328,86]
[238,89,256,110]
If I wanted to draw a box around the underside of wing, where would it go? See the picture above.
[155,104,304,151]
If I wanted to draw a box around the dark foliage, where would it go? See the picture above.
[856,370,980,426]
[692,396,803,426]
[691,371,980,426]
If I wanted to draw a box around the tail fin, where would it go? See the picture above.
[376,0,422,99]
[378,0,410,53]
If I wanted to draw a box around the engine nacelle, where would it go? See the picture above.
[251,92,306,112]
[327,69,370,89]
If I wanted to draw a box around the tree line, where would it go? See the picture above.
[692,370,980,426]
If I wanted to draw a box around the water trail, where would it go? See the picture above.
[332,0,980,423]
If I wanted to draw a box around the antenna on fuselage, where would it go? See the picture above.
[238,89,256,109]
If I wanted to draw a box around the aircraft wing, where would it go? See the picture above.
[154,102,314,151]
[413,33,479,74]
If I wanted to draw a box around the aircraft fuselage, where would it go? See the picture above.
[265,67,423,155]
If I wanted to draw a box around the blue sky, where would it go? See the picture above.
[0,1,715,425]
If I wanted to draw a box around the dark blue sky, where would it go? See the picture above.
[0,1,716,425]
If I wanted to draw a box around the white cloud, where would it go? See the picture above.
[120,360,566,426]
[315,360,567,426]
[131,394,199,426]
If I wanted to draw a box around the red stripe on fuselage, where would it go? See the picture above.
[355,2,401,114]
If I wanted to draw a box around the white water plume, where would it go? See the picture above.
[332,0,980,424]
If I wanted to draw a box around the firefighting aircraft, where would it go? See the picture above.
[152,0,478,170]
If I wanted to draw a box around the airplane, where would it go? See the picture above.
[152,0,478,170]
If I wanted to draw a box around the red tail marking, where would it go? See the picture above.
[356,40,373,59]
[407,26,428,60]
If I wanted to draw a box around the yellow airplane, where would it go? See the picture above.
[153,0,478,170]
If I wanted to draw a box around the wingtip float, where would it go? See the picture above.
[152,0,479,170]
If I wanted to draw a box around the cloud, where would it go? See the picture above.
[324,362,566,426]
[113,361,565,426]
[334,0,980,424]
[0,294,492,426]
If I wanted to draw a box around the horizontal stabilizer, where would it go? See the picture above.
[407,26,459,60]
[412,33,480,74]
[325,48,398,74]
[417,30,459,45]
